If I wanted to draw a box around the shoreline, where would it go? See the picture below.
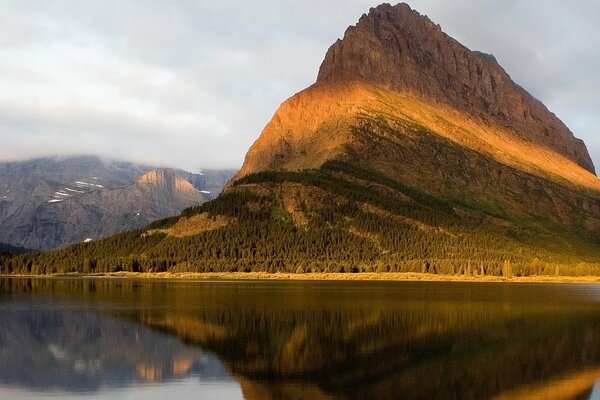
[4,271,600,284]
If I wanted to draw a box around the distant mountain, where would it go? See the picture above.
[0,156,235,250]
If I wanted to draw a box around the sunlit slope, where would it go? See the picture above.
[235,82,600,231]
[238,83,599,190]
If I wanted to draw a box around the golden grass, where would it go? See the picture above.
[360,203,452,235]
[146,213,232,238]
[279,183,321,227]
[11,271,600,284]
[494,368,600,400]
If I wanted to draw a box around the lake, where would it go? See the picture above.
[2,278,600,399]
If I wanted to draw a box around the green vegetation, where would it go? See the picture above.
[0,242,28,257]
[2,159,600,278]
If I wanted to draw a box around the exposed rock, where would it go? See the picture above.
[316,3,595,173]
[137,168,201,195]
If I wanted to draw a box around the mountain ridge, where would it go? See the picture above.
[315,3,594,173]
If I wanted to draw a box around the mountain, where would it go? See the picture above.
[234,3,600,230]
[6,3,600,276]
[316,4,594,173]
[0,156,235,250]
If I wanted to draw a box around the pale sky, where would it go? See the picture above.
[0,1,598,172]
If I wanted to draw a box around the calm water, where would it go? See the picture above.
[2,279,600,399]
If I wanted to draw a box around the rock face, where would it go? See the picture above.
[137,168,199,194]
[316,3,594,173]
[232,2,600,234]
[0,156,235,249]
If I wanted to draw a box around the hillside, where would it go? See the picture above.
[0,156,235,250]
[4,3,600,276]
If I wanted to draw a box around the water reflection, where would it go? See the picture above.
[2,278,600,399]
[0,298,240,398]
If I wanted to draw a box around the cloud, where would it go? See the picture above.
[0,0,599,171]
[0,99,237,171]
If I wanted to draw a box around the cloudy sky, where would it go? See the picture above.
[0,1,598,172]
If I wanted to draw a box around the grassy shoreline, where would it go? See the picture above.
[4,271,600,283]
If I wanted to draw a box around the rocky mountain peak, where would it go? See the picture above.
[316,2,595,174]
[137,168,197,193]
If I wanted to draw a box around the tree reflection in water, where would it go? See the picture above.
[2,278,600,400]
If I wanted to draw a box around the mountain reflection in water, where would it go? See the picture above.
[0,302,240,399]
[2,278,600,400]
